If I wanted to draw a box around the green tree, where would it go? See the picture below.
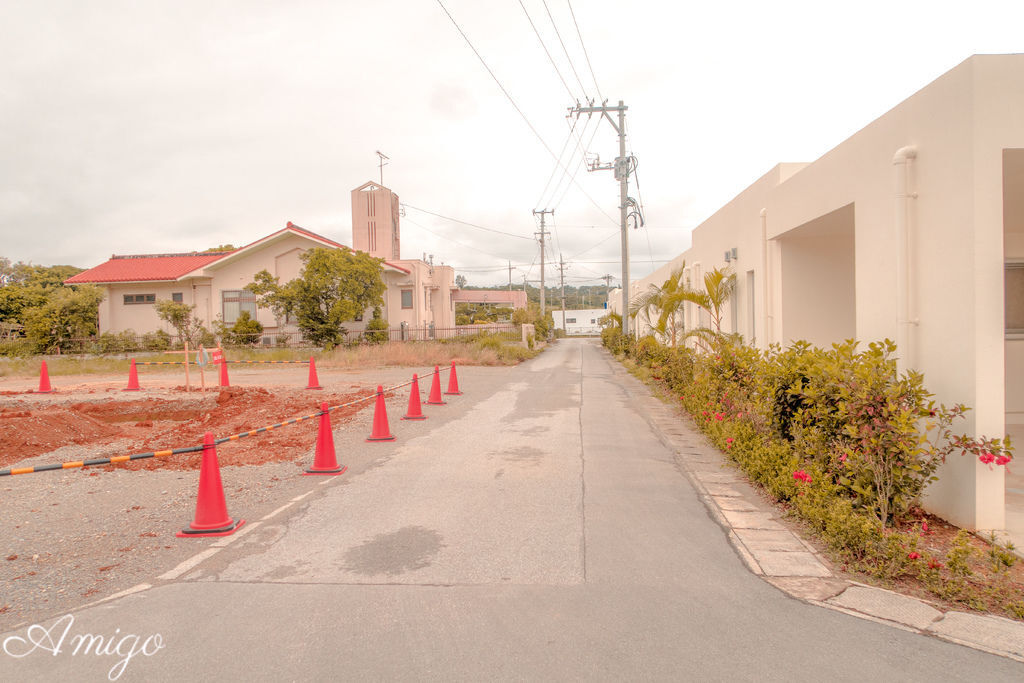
[248,247,385,347]
[219,310,264,346]
[455,274,467,288]
[0,262,85,324]
[629,264,688,346]
[680,267,736,350]
[155,299,208,347]
[203,244,236,252]
[363,307,389,344]
[22,286,104,353]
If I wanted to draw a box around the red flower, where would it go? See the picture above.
[996,455,1011,466]
[714,413,724,421]
[726,437,734,444]
[908,552,921,560]
[979,452,995,465]
[792,470,812,484]
[702,411,709,417]
[921,521,929,534]
[928,558,944,570]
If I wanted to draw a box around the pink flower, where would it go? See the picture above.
[726,437,734,444]
[908,552,921,560]
[979,452,995,465]
[702,410,709,417]
[714,413,724,421]
[921,521,929,533]
[928,558,943,570]
[996,455,1011,466]
[839,452,848,463]
[792,470,812,484]
[736,412,743,418]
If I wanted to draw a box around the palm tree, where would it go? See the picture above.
[680,267,736,351]
[629,265,687,346]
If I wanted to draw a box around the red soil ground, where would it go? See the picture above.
[0,385,379,471]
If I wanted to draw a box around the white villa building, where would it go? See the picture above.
[553,309,607,336]
[611,54,1024,539]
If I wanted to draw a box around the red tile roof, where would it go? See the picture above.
[64,252,230,284]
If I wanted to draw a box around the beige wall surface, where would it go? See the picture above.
[626,54,1024,531]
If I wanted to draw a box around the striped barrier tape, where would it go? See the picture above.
[0,366,451,477]
[134,360,311,366]
[0,445,205,476]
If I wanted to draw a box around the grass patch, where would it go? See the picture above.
[0,336,540,378]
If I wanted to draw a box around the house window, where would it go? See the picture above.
[172,292,184,303]
[566,317,576,324]
[222,289,257,324]
[591,319,596,324]
[401,290,413,309]
[123,294,156,305]
[1006,263,1024,335]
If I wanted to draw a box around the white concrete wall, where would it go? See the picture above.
[623,55,1024,531]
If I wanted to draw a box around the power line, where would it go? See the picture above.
[534,116,583,210]
[568,229,619,260]
[402,216,515,261]
[435,0,618,228]
[518,0,576,102]
[402,203,532,241]
[542,0,588,98]
[567,0,603,102]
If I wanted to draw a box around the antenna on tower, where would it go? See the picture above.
[375,150,390,186]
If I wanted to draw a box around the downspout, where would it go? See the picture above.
[893,146,918,372]
[760,208,771,347]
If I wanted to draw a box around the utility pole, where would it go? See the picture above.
[569,100,635,338]
[532,209,553,318]
[508,260,513,292]
[600,273,614,311]
[558,254,568,333]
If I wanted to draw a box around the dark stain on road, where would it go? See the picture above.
[341,526,444,576]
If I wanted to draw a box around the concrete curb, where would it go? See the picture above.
[607,356,1024,664]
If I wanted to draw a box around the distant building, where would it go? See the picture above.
[451,289,528,310]
[66,181,458,338]
[553,308,607,336]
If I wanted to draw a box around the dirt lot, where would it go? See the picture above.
[0,363,430,631]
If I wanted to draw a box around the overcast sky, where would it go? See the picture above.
[1,0,1021,288]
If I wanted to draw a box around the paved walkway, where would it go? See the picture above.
[2,339,1022,680]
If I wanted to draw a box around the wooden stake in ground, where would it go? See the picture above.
[198,344,207,392]
[184,340,191,392]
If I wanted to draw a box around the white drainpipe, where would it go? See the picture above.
[893,146,918,372]
[760,208,771,347]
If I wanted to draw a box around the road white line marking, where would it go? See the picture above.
[211,521,261,547]
[261,502,294,521]
[158,548,219,581]
[291,491,315,501]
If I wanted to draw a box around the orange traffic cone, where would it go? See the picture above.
[306,356,322,390]
[426,365,446,405]
[218,358,230,388]
[177,432,245,537]
[124,359,141,391]
[444,362,462,396]
[36,360,53,394]
[366,385,396,442]
[402,374,427,420]
[305,403,346,475]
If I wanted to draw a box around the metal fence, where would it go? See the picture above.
[51,324,520,356]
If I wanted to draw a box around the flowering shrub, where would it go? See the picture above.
[604,331,1022,616]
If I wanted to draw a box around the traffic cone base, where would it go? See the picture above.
[305,402,346,474]
[179,432,243,538]
[36,360,54,394]
[426,366,446,405]
[304,465,348,476]
[123,359,141,391]
[305,356,323,390]
[177,519,245,538]
[367,385,396,441]
[403,373,428,420]
[444,363,462,395]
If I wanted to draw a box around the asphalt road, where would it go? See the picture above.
[3,338,1023,681]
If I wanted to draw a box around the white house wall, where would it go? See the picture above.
[622,55,1024,532]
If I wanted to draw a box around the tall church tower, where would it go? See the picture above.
[351,181,401,261]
